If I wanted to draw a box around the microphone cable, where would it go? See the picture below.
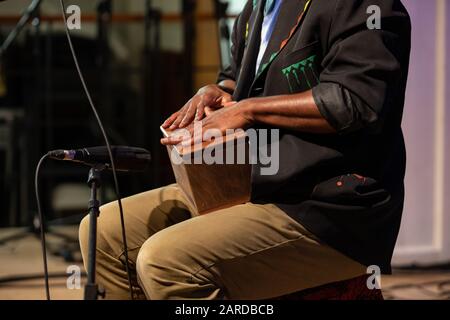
[34,0,135,300]
[58,0,134,300]
[35,154,50,300]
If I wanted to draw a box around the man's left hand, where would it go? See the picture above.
[160,100,254,146]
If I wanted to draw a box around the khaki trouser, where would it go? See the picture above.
[79,184,366,300]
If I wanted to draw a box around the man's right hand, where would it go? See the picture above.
[162,84,234,130]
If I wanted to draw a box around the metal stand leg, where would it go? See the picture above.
[84,166,106,300]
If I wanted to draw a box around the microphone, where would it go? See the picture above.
[48,146,151,172]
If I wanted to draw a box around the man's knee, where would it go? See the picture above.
[136,232,181,280]
[135,229,201,299]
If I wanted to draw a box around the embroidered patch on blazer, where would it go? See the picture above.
[281,54,320,93]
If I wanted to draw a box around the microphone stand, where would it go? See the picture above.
[84,165,106,300]
[0,0,43,57]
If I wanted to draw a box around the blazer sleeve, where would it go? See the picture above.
[217,0,254,84]
[312,0,411,134]
[217,13,242,84]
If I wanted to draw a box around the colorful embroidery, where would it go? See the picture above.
[304,0,312,11]
[257,52,277,77]
[282,54,319,92]
[256,0,313,79]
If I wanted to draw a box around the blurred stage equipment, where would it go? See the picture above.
[144,0,163,188]
[182,0,196,98]
[0,0,164,233]
[212,0,232,69]
[0,109,24,227]
[0,0,67,247]
[0,0,42,56]
[0,0,167,300]
[0,0,79,258]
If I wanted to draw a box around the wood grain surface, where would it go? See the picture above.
[161,126,251,214]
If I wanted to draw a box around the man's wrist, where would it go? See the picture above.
[240,98,257,125]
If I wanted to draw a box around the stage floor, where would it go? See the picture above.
[0,227,449,300]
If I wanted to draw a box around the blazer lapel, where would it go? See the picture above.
[233,0,266,101]
[254,0,311,82]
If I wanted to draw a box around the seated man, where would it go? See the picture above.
[79,0,411,300]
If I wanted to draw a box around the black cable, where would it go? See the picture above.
[35,154,50,300]
[58,0,134,299]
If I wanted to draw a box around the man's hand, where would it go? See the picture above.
[162,84,233,130]
[161,100,254,146]
[160,90,337,146]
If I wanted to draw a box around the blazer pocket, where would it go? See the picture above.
[281,41,322,93]
[311,174,391,207]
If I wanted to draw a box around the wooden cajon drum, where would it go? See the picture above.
[161,127,251,215]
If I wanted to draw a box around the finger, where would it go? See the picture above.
[180,102,197,128]
[161,136,183,145]
[181,134,203,148]
[204,106,214,117]
[195,99,206,121]
[170,106,189,130]
[162,113,179,128]
[179,115,193,128]
[223,101,237,108]
[221,93,233,105]
[170,99,193,129]
[181,122,202,147]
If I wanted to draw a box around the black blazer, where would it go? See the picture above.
[218,0,411,273]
